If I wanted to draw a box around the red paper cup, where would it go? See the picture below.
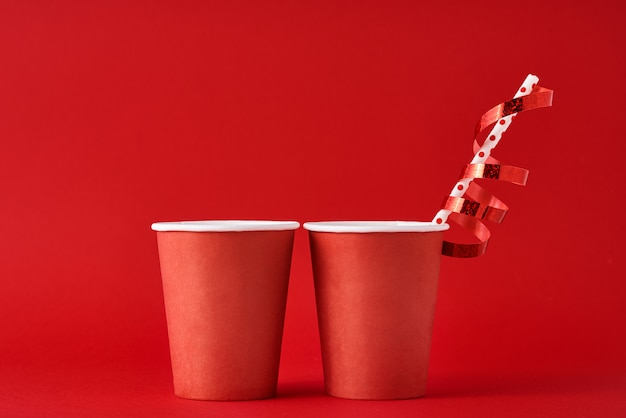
[152,220,299,401]
[304,221,449,400]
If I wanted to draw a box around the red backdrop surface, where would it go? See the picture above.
[1,1,625,417]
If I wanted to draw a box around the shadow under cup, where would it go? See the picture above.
[152,220,299,401]
[304,221,449,400]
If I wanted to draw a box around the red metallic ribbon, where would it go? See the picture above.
[441,85,553,258]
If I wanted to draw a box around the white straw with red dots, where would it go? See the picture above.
[432,74,539,225]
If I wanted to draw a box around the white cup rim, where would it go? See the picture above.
[151,220,300,232]
[303,220,449,233]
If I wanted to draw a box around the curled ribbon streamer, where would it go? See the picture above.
[441,85,553,258]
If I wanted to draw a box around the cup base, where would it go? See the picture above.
[174,389,277,402]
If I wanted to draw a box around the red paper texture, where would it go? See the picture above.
[156,230,295,400]
[309,230,444,399]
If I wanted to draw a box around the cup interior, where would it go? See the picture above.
[151,220,300,232]
[303,221,449,233]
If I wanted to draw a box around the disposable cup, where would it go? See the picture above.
[304,221,449,400]
[152,220,299,401]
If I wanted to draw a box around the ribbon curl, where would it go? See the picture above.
[441,85,553,258]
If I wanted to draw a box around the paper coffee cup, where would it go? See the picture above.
[304,221,449,400]
[152,220,299,401]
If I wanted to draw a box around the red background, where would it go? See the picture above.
[1,1,625,416]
